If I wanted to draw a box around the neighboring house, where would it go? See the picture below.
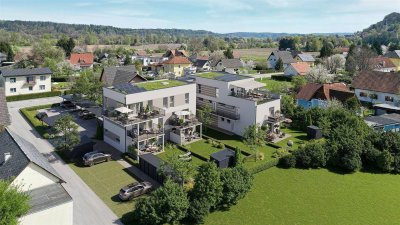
[0,128,73,225]
[70,53,94,70]
[364,113,400,132]
[334,47,350,57]
[163,49,188,59]
[0,68,52,96]
[0,78,10,126]
[194,59,211,72]
[294,53,315,66]
[371,56,396,72]
[102,79,201,158]
[189,53,209,63]
[0,52,7,66]
[267,50,296,69]
[352,71,400,106]
[162,56,192,76]
[284,62,311,76]
[190,72,281,136]
[214,59,244,74]
[100,65,147,87]
[296,83,354,109]
[384,50,400,71]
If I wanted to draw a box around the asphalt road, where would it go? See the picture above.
[7,97,123,225]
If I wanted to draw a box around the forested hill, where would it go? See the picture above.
[359,12,400,45]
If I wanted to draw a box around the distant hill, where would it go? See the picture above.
[359,12,400,44]
[0,20,348,40]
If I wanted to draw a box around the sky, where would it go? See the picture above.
[0,0,399,33]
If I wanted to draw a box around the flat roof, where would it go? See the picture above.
[210,148,235,161]
[196,72,249,82]
[365,114,400,126]
[28,183,72,214]
[110,79,188,94]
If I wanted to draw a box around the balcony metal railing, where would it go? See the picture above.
[104,106,165,126]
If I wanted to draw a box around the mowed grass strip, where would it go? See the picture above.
[204,167,400,225]
[68,160,139,218]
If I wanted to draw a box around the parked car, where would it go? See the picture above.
[82,151,111,166]
[35,111,48,120]
[79,110,96,120]
[60,101,76,108]
[119,182,153,201]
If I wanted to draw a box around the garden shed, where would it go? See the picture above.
[307,125,322,139]
[139,153,177,184]
[210,148,235,168]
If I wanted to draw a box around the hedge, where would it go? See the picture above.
[177,144,209,161]
[52,77,68,82]
[271,75,292,82]
[266,142,282,149]
[202,134,251,156]
[20,103,59,137]
[6,91,62,102]
[247,158,279,174]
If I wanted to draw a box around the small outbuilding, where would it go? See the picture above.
[210,148,235,168]
[139,153,177,184]
[307,125,323,139]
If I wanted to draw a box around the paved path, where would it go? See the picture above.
[7,97,122,225]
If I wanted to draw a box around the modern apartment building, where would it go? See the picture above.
[102,79,202,159]
[189,72,281,136]
[0,68,52,96]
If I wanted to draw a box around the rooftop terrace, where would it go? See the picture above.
[196,72,249,82]
[110,79,188,94]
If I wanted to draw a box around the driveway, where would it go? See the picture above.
[7,97,122,225]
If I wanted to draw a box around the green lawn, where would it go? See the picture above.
[196,72,224,79]
[205,167,400,225]
[68,160,140,220]
[156,144,205,166]
[185,139,223,159]
[274,127,308,149]
[136,80,186,91]
[256,77,293,93]
[52,82,72,89]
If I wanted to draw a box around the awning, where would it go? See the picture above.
[115,107,133,114]
[233,80,265,89]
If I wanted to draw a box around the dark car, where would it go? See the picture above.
[60,101,76,108]
[82,151,111,166]
[119,182,153,201]
[79,110,96,120]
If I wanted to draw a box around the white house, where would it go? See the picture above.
[102,79,201,158]
[371,56,397,73]
[267,50,296,69]
[352,71,400,108]
[0,68,52,96]
[0,129,73,225]
[190,72,281,136]
[194,59,211,72]
[214,59,243,74]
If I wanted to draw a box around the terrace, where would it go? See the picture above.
[229,84,281,105]
[169,112,202,145]
[103,105,165,127]
[135,79,187,91]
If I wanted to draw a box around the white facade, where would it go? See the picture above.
[4,74,51,96]
[12,163,59,192]
[19,201,73,225]
[215,62,238,74]
[103,80,198,154]
[192,75,281,136]
[284,65,299,76]
[355,88,400,105]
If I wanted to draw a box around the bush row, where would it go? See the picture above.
[6,91,62,102]
[202,134,251,156]
[247,158,279,174]
[271,75,292,82]
[176,144,209,161]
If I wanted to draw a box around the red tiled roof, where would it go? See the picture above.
[352,71,400,94]
[296,83,352,101]
[163,56,192,65]
[335,47,349,53]
[136,50,148,56]
[70,53,94,66]
[371,56,396,69]
[289,62,311,75]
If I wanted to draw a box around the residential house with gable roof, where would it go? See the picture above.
[384,50,400,71]
[294,53,315,67]
[162,56,192,76]
[70,53,94,70]
[100,65,147,87]
[0,68,52,96]
[214,58,244,74]
[284,62,311,76]
[267,50,296,69]
[163,49,188,59]
[371,56,397,72]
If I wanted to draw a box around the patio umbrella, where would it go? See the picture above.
[115,107,133,114]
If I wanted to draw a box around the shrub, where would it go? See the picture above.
[218,166,253,208]
[248,158,279,174]
[295,141,327,168]
[217,142,225,149]
[377,150,394,172]
[6,91,61,102]
[186,197,211,224]
[272,148,289,158]
[43,133,50,139]
[279,154,296,168]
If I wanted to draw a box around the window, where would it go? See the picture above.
[29,86,33,91]
[40,75,46,81]
[227,119,231,124]
[221,118,225,122]
[359,92,367,97]
[197,84,202,93]
[169,96,175,107]
[369,93,378,100]
[185,93,189,104]
[39,85,45,90]
[385,96,394,102]
[10,78,16,83]
[163,97,168,108]
[26,76,34,83]
[10,88,16,93]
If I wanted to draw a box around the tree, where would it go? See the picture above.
[219,166,253,208]
[388,42,400,51]
[292,75,307,91]
[54,114,80,151]
[71,70,103,103]
[294,141,327,168]
[223,48,234,59]
[281,94,296,118]
[279,38,297,50]
[160,153,196,184]
[344,97,360,112]
[134,59,142,72]
[133,179,189,225]
[124,54,132,65]
[0,41,14,61]
[371,41,383,55]
[377,150,394,172]
[233,147,242,167]
[323,54,345,74]
[186,196,211,224]
[243,124,265,161]
[345,46,377,74]
[198,104,212,132]
[306,64,333,83]
[275,58,284,71]
[320,41,334,58]
[0,181,30,225]
[310,38,322,52]
[56,36,75,57]
[191,162,222,209]
[188,38,203,53]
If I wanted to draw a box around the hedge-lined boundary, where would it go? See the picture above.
[202,134,252,156]
[6,91,62,102]
[247,158,279,174]
[20,103,59,137]
[177,144,209,161]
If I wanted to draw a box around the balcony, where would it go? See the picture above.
[230,89,280,105]
[214,108,240,120]
[127,124,164,141]
[104,106,165,126]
